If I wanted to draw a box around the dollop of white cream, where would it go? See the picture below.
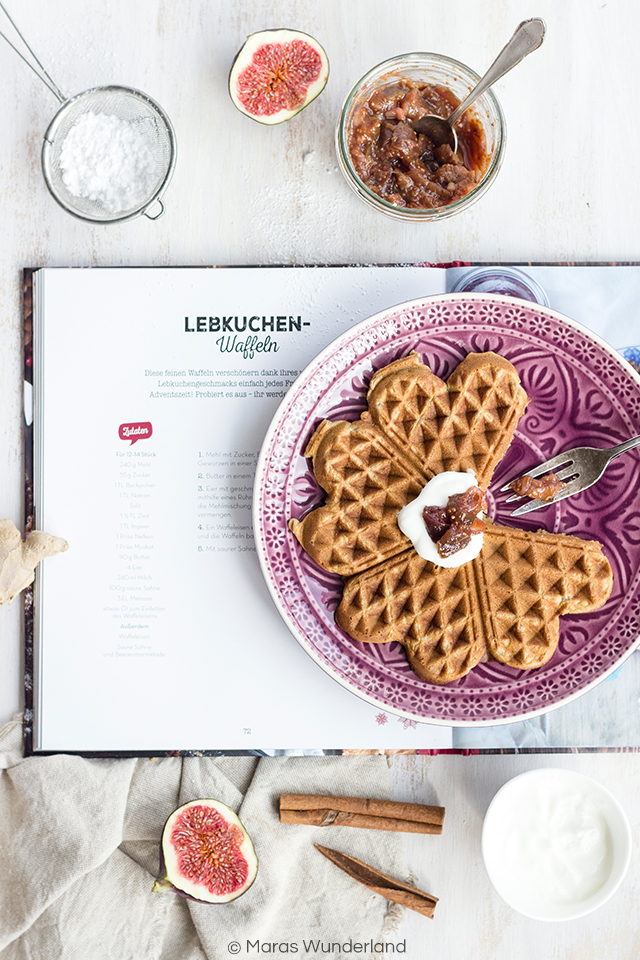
[397,470,483,568]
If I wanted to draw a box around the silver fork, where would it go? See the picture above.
[500,433,640,516]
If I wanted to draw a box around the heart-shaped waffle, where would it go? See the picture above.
[289,350,613,683]
[337,523,613,684]
[365,352,530,485]
[290,352,529,576]
[289,417,426,577]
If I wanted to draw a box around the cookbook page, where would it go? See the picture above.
[32,265,451,752]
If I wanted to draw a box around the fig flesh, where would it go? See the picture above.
[229,28,329,124]
[153,799,258,904]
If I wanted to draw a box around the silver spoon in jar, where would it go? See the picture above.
[412,18,546,152]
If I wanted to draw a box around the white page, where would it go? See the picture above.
[33,265,452,752]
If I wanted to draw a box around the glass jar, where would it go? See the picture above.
[450,267,550,306]
[336,52,506,222]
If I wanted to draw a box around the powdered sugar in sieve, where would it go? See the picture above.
[58,111,160,215]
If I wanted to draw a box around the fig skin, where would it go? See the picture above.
[153,798,258,904]
[229,28,329,124]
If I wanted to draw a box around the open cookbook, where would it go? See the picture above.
[23,263,640,755]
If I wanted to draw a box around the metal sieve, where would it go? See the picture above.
[41,86,177,223]
[0,2,176,223]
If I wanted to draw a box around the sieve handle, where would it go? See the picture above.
[0,1,65,102]
[143,198,166,221]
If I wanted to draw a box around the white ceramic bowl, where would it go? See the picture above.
[482,768,632,921]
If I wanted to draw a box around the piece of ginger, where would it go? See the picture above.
[0,519,68,605]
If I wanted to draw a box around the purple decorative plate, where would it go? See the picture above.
[254,294,640,726]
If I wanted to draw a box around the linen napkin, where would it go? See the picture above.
[0,717,409,959]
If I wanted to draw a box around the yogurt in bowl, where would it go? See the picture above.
[481,768,632,921]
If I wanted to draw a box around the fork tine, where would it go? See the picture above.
[502,462,580,504]
[499,454,576,493]
[509,478,583,516]
[499,451,578,493]
[509,498,548,516]
[554,464,580,482]
[528,455,575,476]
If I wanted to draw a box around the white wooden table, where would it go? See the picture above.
[387,753,640,957]
[0,2,639,956]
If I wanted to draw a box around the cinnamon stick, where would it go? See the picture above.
[314,844,438,918]
[279,793,444,835]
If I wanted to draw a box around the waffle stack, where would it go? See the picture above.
[290,351,613,683]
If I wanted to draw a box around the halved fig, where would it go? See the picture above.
[152,799,258,903]
[229,28,329,124]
